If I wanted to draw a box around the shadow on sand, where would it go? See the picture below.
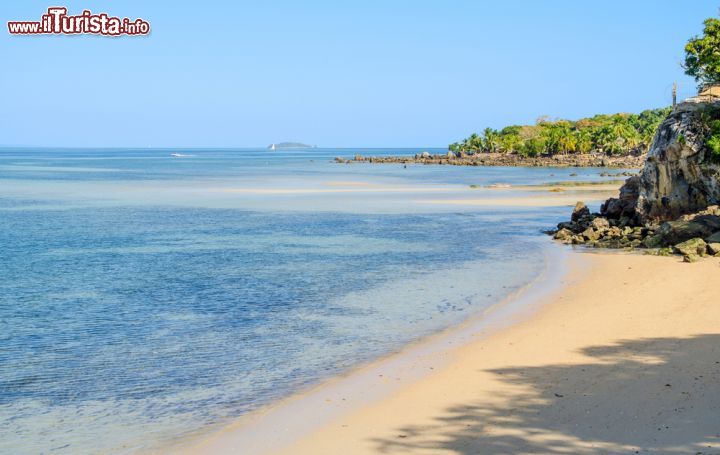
[372,334,720,454]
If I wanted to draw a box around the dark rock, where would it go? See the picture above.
[658,215,720,245]
[557,221,579,233]
[601,176,641,220]
[642,234,663,249]
[707,242,720,255]
[571,202,590,222]
[706,231,720,243]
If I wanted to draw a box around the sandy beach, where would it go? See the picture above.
[179,249,720,454]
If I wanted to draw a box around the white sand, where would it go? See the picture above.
[177,252,720,454]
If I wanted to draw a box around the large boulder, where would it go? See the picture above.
[600,176,641,220]
[633,99,720,222]
[657,214,720,244]
[706,231,720,243]
[571,201,590,222]
[673,238,707,256]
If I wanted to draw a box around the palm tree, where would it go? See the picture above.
[482,128,499,153]
[467,133,482,152]
[574,129,593,153]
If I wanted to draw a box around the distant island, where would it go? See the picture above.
[267,142,316,150]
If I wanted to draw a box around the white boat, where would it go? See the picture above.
[269,144,276,150]
[170,153,193,157]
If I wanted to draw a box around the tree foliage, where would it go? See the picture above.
[449,108,671,157]
[684,18,720,87]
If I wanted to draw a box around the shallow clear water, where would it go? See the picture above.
[0,148,612,453]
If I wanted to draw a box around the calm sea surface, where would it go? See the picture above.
[0,148,616,453]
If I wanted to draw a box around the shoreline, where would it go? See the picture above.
[338,152,645,168]
[167,243,574,454]
[172,248,720,454]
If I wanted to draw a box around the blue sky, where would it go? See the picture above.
[0,1,716,147]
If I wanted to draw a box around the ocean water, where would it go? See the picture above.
[0,148,610,453]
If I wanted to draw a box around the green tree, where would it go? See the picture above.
[574,129,593,153]
[521,137,545,157]
[451,107,670,157]
[542,122,576,154]
[498,132,523,153]
[467,133,482,152]
[482,128,500,152]
[684,18,720,87]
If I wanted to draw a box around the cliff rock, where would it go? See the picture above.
[604,97,720,222]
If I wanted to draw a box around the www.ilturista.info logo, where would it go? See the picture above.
[7,7,150,36]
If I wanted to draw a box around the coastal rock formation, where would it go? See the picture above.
[599,176,641,219]
[637,98,720,221]
[550,96,720,261]
[603,97,720,223]
[552,201,720,260]
[339,152,645,168]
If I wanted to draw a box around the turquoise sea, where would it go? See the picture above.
[0,148,618,453]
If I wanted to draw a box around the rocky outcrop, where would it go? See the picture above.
[551,98,720,260]
[551,202,720,261]
[603,97,720,223]
[600,176,641,219]
[338,152,646,168]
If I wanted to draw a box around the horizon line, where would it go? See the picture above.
[0,145,449,150]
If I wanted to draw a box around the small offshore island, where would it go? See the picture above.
[268,142,316,150]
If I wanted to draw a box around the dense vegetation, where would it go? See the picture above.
[695,105,720,163]
[684,16,720,161]
[684,18,720,87]
[449,108,672,157]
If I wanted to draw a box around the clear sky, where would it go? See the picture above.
[0,1,716,148]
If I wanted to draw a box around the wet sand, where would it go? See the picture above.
[177,251,720,455]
